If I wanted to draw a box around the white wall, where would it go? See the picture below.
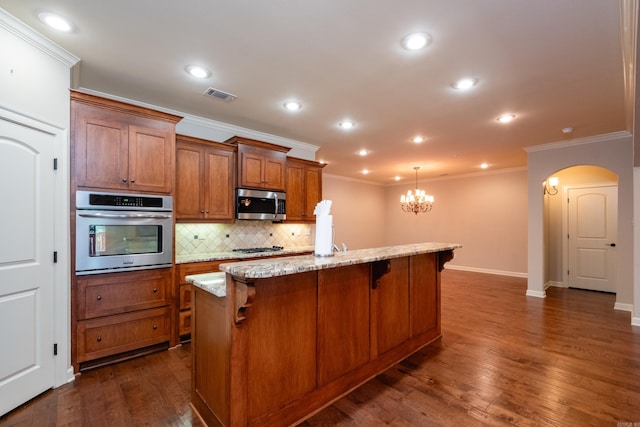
[322,174,387,250]
[1,9,79,385]
[323,168,529,276]
[526,132,634,308]
[385,169,528,276]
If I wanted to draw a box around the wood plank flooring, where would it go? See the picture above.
[2,269,640,426]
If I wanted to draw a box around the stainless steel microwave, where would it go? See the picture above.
[236,188,286,221]
[75,191,173,275]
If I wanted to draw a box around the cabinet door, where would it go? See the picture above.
[76,269,170,320]
[246,272,317,422]
[204,147,235,220]
[409,253,438,337]
[239,150,265,188]
[285,162,305,221]
[317,264,370,386]
[304,165,322,220]
[74,108,129,190]
[128,125,174,193]
[76,307,171,363]
[371,257,410,357]
[263,152,286,191]
[176,143,205,219]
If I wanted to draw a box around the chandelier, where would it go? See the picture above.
[400,167,434,214]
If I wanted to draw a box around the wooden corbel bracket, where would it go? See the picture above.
[371,259,391,289]
[438,250,454,272]
[233,279,256,326]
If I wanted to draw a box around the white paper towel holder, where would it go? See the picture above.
[314,252,334,257]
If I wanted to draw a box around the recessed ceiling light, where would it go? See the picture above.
[338,120,355,130]
[411,136,424,143]
[496,114,516,123]
[362,169,369,175]
[480,163,489,169]
[452,78,478,90]
[401,32,431,51]
[38,12,73,32]
[185,65,211,79]
[394,176,401,181]
[357,149,368,156]
[283,100,302,111]
[562,127,574,134]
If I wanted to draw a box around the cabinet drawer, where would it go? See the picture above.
[76,307,171,363]
[179,310,192,336]
[77,269,170,319]
[179,284,192,310]
[177,261,229,285]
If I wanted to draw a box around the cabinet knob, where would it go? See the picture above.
[122,178,127,182]
[153,324,158,330]
[153,288,157,293]
[130,178,135,183]
[205,210,209,214]
[96,295,102,301]
[200,210,205,214]
[97,336,102,342]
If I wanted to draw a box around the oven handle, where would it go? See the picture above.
[78,212,172,219]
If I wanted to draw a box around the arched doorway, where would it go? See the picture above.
[543,165,618,294]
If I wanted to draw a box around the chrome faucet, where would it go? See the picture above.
[332,244,340,252]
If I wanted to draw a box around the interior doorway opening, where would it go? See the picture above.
[543,165,619,294]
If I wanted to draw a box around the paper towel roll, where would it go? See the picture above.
[315,215,333,256]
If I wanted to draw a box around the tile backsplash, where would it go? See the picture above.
[176,221,314,255]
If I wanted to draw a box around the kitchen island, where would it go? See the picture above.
[187,243,461,427]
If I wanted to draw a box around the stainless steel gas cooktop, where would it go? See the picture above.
[232,246,284,254]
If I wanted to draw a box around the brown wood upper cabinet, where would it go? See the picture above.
[226,136,290,191]
[285,158,325,222]
[71,91,181,194]
[175,135,236,221]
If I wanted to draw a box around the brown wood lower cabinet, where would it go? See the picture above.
[74,268,172,367]
[175,260,230,341]
[192,251,451,427]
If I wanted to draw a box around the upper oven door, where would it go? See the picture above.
[75,210,173,274]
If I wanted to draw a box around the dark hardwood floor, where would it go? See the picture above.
[2,270,640,426]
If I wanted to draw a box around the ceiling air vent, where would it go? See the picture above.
[202,87,237,102]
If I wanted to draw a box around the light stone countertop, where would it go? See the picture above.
[219,242,462,279]
[176,246,315,264]
[185,272,226,297]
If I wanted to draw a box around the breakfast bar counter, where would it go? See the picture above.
[188,243,461,427]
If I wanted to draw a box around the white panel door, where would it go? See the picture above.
[567,186,617,293]
[0,115,56,416]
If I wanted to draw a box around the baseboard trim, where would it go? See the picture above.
[445,264,527,278]
[545,281,567,289]
[525,289,547,298]
[614,302,633,312]
[632,316,640,327]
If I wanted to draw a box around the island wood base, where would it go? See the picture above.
[191,251,453,427]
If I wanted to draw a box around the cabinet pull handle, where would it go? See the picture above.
[97,336,102,342]
[153,324,158,330]
[96,295,102,300]
[153,288,157,293]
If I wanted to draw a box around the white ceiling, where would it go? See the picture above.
[1,0,628,184]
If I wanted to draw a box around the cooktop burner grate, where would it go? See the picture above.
[232,246,284,254]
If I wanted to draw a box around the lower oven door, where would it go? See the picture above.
[76,210,173,275]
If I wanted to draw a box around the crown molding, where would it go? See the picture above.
[0,8,79,68]
[523,131,631,153]
[76,87,319,155]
